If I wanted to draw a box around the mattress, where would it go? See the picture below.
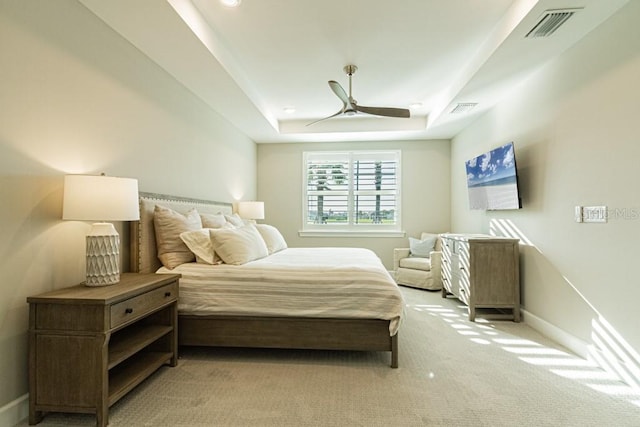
[158,247,405,335]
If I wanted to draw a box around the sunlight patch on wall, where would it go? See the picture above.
[488,217,640,392]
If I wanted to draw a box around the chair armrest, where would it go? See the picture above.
[393,248,411,270]
[430,250,443,288]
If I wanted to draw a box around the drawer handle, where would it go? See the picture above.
[125,308,133,314]
[164,292,172,297]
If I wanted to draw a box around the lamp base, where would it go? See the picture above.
[85,223,120,287]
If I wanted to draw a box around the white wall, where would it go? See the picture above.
[257,140,451,269]
[0,0,256,418]
[450,2,640,378]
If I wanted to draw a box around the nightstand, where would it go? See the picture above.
[27,273,180,427]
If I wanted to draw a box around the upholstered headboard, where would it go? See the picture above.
[130,192,233,274]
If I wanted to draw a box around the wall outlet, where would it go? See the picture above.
[583,206,607,223]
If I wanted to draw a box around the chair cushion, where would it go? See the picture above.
[399,256,432,271]
[409,235,437,258]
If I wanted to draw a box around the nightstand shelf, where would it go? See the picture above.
[28,273,180,427]
[108,351,173,405]
[109,324,174,369]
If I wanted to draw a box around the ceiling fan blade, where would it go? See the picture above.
[328,80,351,106]
[355,104,410,118]
[306,108,345,127]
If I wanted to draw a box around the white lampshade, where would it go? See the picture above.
[63,174,139,286]
[238,201,265,220]
[63,174,140,221]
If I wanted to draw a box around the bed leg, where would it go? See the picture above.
[391,333,398,368]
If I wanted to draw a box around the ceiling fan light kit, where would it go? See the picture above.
[307,64,411,126]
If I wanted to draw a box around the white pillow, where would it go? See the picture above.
[180,229,218,265]
[224,213,246,227]
[180,224,235,264]
[209,224,269,265]
[255,224,287,254]
[200,212,227,229]
[153,205,202,269]
[409,236,437,258]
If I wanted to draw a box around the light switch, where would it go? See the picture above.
[574,206,583,223]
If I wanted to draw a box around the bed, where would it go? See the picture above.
[130,192,403,367]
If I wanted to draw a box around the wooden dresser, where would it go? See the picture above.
[440,234,520,322]
[27,273,180,427]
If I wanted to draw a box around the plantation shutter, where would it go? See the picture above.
[352,151,399,225]
[303,151,401,231]
[305,152,350,224]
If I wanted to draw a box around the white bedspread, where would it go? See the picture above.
[158,247,405,335]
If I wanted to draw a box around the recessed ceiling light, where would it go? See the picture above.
[220,0,241,7]
[283,107,296,114]
[409,102,423,109]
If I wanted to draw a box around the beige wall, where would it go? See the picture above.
[0,0,256,414]
[451,2,640,371]
[257,140,451,269]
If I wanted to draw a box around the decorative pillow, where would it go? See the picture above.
[209,224,268,265]
[200,212,227,229]
[180,229,218,265]
[409,235,437,258]
[224,213,246,227]
[180,223,235,264]
[153,205,202,269]
[254,224,287,254]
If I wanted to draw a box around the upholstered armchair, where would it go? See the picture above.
[393,232,443,291]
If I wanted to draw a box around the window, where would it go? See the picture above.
[302,150,401,235]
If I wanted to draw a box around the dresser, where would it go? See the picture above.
[441,234,520,322]
[28,273,180,426]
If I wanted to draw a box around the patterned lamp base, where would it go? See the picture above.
[86,223,121,286]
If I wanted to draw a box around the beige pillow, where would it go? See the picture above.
[209,224,268,265]
[180,223,235,264]
[180,229,218,265]
[255,224,287,254]
[154,205,202,269]
[200,212,227,229]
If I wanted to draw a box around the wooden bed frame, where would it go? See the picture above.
[130,192,398,368]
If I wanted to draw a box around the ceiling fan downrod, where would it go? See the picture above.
[344,64,357,102]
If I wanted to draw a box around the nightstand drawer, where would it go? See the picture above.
[110,282,178,328]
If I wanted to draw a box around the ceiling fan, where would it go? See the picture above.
[307,65,411,126]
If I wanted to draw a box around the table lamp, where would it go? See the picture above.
[237,201,265,223]
[63,174,140,286]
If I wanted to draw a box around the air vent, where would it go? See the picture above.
[525,8,582,38]
[450,103,478,114]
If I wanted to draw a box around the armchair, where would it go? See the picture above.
[393,232,443,291]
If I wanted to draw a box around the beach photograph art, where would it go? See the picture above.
[465,142,520,210]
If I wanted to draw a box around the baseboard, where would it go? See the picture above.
[523,309,640,389]
[0,394,29,427]
[521,309,589,358]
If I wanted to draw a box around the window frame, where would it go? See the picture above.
[300,150,403,237]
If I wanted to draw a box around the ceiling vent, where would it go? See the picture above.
[525,8,582,38]
[450,103,478,114]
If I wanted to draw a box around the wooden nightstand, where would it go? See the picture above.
[27,273,180,427]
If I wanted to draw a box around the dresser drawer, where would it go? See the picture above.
[110,282,178,329]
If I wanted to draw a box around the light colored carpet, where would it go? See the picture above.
[19,287,640,426]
